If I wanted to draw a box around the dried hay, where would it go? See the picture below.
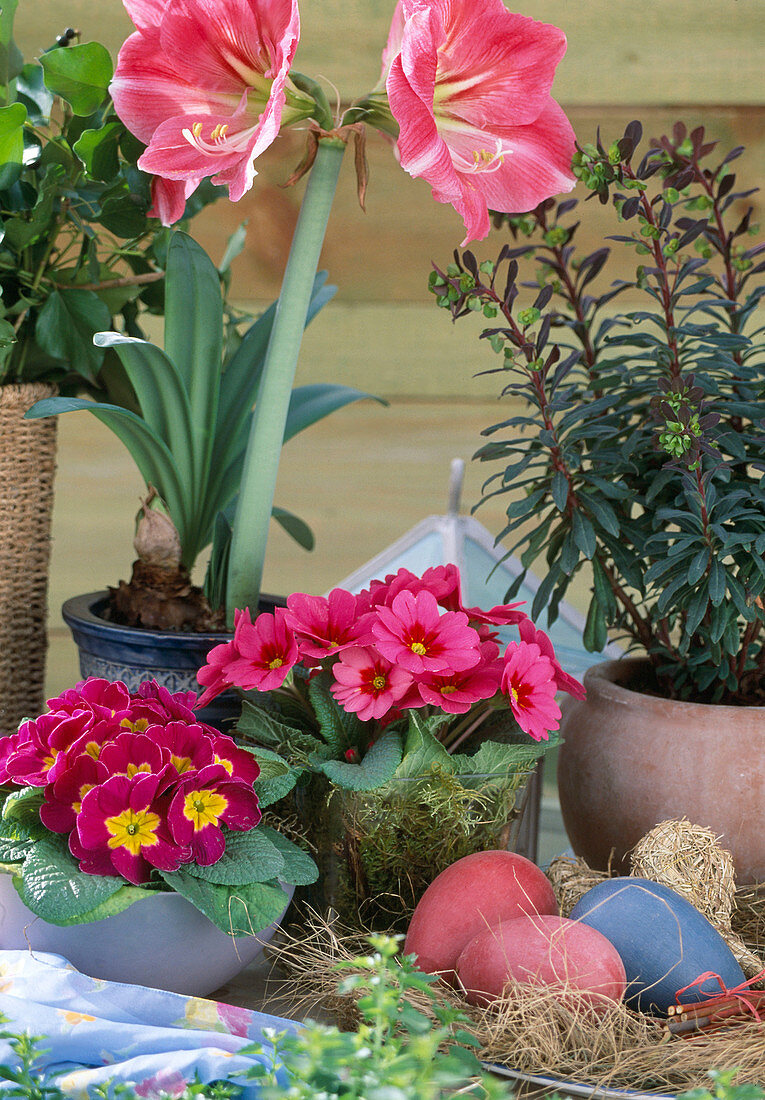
[269,909,765,1095]
[269,820,765,1095]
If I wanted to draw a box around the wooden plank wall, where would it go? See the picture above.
[19,1,764,401]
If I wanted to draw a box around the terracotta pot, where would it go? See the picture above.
[557,658,765,884]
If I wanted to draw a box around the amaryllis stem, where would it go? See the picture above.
[226,137,346,624]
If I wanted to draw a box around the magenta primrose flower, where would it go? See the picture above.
[75,772,188,885]
[111,0,314,223]
[167,764,262,865]
[383,0,576,244]
[226,606,300,692]
[372,589,481,674]
[0,678,265,887]
[500,640,561,742]
[330,646,414,722]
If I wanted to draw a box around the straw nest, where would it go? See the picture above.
[265,819,765,1096]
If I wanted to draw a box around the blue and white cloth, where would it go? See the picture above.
[0,950,296,1097]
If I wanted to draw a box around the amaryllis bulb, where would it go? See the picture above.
[133,492,181,569]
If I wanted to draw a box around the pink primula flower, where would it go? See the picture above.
[6,711,95,787]
[383,0,576,244]
[98,731,172,782]
[111,0,311,223]
[149,720,217,778]
[518,618,586,700]
[210,733,261,786]
[39,753,108,835]
[196,637,238,708]
[75,773,189,884]
[331,647,414,722]
[167,764,261,865]
[286,587,376,660]
[500,640,561,742]
[372,589,481,675]
[415,639,503,714]
[225,606,300,692]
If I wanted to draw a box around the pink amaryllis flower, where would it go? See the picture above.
[518,618,586,700]
[382,0,576,244]
[330,647,414,722]
[372,589,481,675]
[286,587,375,661]
[167,764,261,865]
[110,0,313,224]
[75,773,189,884]
[500,640,561,742]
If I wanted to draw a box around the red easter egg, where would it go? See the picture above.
[403,850,558,983]
[456,913,627,1009]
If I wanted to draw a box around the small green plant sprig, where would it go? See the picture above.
[430,121,764,704]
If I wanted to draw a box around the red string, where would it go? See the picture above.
[675,969,765,1020]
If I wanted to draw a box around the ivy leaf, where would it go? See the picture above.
[35,288,110,379]
[160,869,289,936]
[184,828,286,886]
[321,727,403,791]
[40,42,113,116]
[73,121,122,181]
[16,833,127,925]
[0,101,26,189]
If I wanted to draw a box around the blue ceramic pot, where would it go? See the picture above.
[62,590,283,732]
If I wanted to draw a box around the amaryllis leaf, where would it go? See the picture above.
[283,384,386,443]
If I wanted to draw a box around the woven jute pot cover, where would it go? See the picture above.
[0,383,57,736]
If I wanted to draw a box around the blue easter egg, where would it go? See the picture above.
[570,877,745,1015]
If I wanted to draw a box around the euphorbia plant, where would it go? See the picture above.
[0,677,316,933]
[108,0,577,625]
[432,121,764,704]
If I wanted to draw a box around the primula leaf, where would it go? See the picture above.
[450,736,554,779]
[308,672,365,754]
[185,828,286,886]
[2,786,44,825]
[40,42,113,115]
[395,712,453,779]
[250,747,300,807]
[256,826,318,885]
[53,883,152,926]
[160,869,289,936]
[235,699,305,749]
[17,833,127,924]
[321,727,403,791]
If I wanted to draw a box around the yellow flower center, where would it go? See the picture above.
[183,788,228,832]
[268,657,284,669]
[84,741,102,760]
[106,808,161,855]
[171,753,194,774]
[42,749,60,773]
[410,641,427,656]
[372,674,387,691]
[440,685,458,695]
[508,684,519,704]
[120,718,150,733]
[72,783,95,815]
[125,762,152,778]
[214,754,234,775]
